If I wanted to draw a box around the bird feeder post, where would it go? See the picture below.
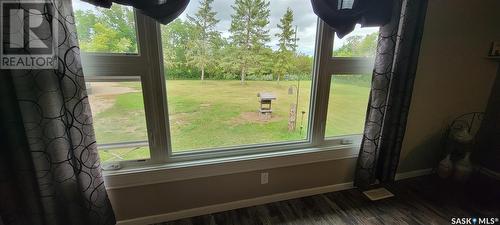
[257,92,276,120]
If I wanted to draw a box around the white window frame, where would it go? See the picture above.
[82,11,169,167]
[79,7,375,171]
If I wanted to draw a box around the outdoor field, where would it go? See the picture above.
[88,77,371,162]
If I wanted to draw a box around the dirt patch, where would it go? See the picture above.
[87,82,140,114]
[88,96,115,114]
[229,111,283,125]
[88,82,140,96]
[169,112,194,126]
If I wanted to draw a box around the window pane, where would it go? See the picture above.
[73,0,138,54]
[333,25,379,57]
[325,74,371,137]
[87,81,150,161]
[161,0,317,152]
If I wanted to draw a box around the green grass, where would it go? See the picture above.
[92,78,370,162]
[92,92,148,144]
[326,79,371,137]
[165,80,313,150]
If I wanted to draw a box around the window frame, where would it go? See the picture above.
[324,40,376,145]
[81,10,169,166]
[78,6,375,169]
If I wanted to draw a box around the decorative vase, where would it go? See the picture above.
[454,152,473,182]
[452,128,474,144]
[437,154,453,178]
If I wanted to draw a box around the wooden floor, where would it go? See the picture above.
[156,175,500,225]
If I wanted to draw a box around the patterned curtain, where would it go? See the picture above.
[0,0,115,224]
[354,0,429,188]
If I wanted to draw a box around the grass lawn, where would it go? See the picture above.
[92,78,370,162]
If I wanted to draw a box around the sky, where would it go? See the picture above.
[74,0,379,56]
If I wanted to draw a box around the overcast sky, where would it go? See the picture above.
[74,0,379,56]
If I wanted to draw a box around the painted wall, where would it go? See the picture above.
[109,158,357,221]
[398,0,500,172]
[107,0,500,221]
[477,67,500,172]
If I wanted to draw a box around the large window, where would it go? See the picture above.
[161,1,317,152]
[73,0,378,168]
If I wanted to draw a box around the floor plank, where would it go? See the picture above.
[155,175,500,225]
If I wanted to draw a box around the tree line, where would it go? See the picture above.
[75,0,377,82]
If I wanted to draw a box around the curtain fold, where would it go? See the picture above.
[354,0,428,188]
[310,0,393,38]
[82,0,190,25]
[0,0,116,224]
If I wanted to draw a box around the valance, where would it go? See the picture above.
[310,0,393,38]
[83,0,190,24]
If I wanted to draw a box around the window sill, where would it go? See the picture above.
[103,144,360,190]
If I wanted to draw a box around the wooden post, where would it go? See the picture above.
[288,104,297,131]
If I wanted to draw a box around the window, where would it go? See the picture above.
[325,74,371,137]
[87,81,150,162]
[324,26,378,142]
[161,1,317,153]
[333,25,379,57]
[74,0,165,164]
[74,2,139,54]
[73,0,378,168]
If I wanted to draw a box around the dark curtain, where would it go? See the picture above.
[310,0,393,38]
[354,0,429,188]
[0,0,115,224]
[82,0,190,25]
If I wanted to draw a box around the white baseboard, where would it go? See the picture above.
[395,168,434,181]
[117,181,354,225]
[117,168,434,225]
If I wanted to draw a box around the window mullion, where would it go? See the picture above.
[330,57,375,74]
[135,13,170,163]
[311,20,334,146]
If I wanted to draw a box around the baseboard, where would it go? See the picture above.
[116,181,354,225]
[478,166,500,180]
[395,168,434,181]
[117,168,434,225]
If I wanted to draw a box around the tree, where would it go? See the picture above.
[333,32,378,57]
[186,0,220,80]
[229,0,270,84]
[79,22,132,52]
[292,54,313,77]
[161,19,197,69]
[274,8,298,84]
[74,10,97,42]
[75,5,137,53]
[276,8,297,52]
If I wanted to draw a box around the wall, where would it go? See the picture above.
[109,158,357,221]
[398,0,500,172]
[477,66,500,172]
[107,0,500,221]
